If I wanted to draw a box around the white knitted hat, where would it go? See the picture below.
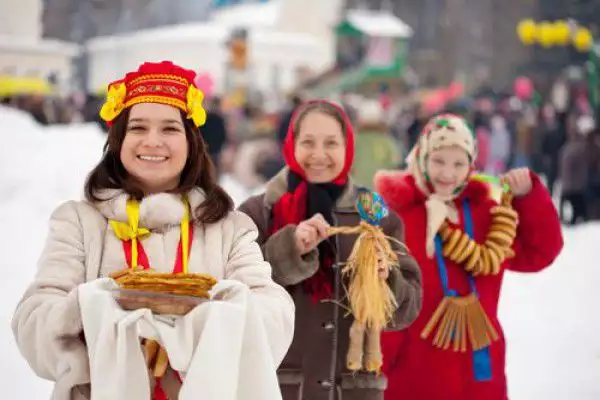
[406,113,477,257]
[412,114,476,175]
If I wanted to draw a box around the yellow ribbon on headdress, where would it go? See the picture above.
[99,82,126,123]
[187,85,207,127]
[99,79,207,128]
[109,197,192,272]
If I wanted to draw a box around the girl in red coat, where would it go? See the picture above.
[374,114,563,400]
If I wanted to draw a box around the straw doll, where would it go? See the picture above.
[328,189,404,373]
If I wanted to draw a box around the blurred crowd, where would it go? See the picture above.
[1,92,106,127]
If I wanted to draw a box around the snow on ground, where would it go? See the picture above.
[500,222,600,399]
[1,106,598,398]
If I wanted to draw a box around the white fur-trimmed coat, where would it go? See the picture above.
[11,188,295,399]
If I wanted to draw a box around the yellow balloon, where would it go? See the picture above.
[536,21,555,47]
[573,28,593,52]
[552,21,571,46]
[517,19,537,45]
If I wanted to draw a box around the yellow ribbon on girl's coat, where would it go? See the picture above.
[109,197,191,273]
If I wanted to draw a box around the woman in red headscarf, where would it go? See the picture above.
[239,100,423,400]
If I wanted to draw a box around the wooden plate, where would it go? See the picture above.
[112,288,210,316]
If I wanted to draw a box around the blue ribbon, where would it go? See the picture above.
[433,200,493,382]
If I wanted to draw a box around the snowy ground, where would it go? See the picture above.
[1,106,598,398]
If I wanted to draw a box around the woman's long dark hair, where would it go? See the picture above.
[84,108,233,224]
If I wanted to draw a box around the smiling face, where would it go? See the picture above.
[426,145,471,196]
[120,103,189,194]
[293,109,346,183]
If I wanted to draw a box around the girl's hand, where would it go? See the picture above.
[501,168,533,197]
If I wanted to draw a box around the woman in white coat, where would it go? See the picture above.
[12,61,294,400]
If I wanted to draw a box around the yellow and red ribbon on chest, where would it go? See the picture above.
[109,197,193,273]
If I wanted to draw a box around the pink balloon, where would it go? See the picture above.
[194,72,214,98]
[513,77,533,100]
[446,81,464,99]
[423,90,448,114]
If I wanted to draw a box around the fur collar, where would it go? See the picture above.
[92,188,206,230]
[374,170,492,212]
[263,167,358,211]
